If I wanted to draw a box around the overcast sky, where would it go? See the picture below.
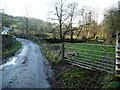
[0,0,119,23]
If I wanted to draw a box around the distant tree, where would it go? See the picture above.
[23,13,29,34]
[21,5,31,35]
[102,7,120,44]
[66,2,78,40]
[2,14,13,27]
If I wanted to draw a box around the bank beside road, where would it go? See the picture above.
[2,35,21,62]
[1,26,21,63]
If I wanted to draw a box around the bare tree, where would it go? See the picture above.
[22,11,29,35]
[49,0,98,60]
[66,2,78,40]
[23,14,29,34]
[52,0,69,40]
[21,4,31,35]
[53,0,68,60]
[48,0,71,60]
[63,6,93,40]
[49,0,82,60]
[51,0,85,40]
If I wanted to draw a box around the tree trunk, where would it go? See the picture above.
[70,31,73,40]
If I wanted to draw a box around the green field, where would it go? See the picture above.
[65,41,115,71]
[65,41,114,58]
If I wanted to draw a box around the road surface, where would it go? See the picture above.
[1,27,10,35]
[1,38,52,88]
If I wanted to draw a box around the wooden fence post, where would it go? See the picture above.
[61,34,65,61]
[61,41,65,61]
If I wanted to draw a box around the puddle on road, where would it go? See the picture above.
[0,57,17,70]
[6,57,17,65]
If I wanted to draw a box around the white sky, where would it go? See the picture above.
[0,0,119,23]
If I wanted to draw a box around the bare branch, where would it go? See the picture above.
[63,24,83,37]
[55,5,60,21]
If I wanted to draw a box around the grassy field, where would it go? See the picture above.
[65,41,115,62]
[65,41,114,53]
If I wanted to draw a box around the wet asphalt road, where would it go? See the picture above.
[1,38,51,88]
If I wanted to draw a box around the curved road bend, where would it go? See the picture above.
[1,38,50,88]
[1,27,10,35]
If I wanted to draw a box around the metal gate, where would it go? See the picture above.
[64,42,115,74]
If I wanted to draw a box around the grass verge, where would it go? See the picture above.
[38,41,60,64]
[2,40,21,60]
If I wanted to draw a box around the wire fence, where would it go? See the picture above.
[65,43,115,74]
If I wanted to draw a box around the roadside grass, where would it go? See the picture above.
[59,66,117,88]
[37,41,61,63]
[2,40,21,60]
[38,42,55,61]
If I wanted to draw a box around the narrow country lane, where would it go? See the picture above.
[1,27,10,35]
[1,38,51,88]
